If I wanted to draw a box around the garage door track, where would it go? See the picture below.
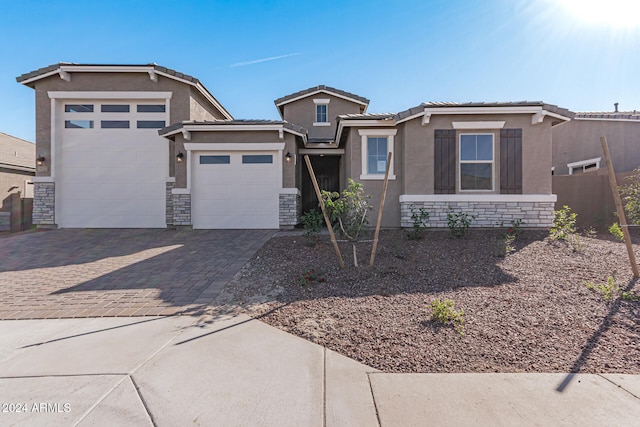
[0,229,273,320]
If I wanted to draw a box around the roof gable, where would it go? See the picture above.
[16,63,233,120]
[274,85,369,117]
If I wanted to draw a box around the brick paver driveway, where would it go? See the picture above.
[0,229,274,320]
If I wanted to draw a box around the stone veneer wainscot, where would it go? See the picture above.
[399,195,557,228]
[33,181,56,226]
[172,192,191,226]
[279,189,301,229]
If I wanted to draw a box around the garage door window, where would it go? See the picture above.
[137,120,166,129]
[200,155,231,164]
[101,120,130,129]
[137,105,166,113]
[65,120,94,129]
[65,104,93,113]
[242,155,273,164]
[101,104,130,113]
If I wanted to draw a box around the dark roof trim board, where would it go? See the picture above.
[158,120,307,143]
[16,63,233,120]
[274,85,369,118]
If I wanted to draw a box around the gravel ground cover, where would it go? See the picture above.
[216,229,640,373]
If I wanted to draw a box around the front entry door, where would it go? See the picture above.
[302,155,340,214]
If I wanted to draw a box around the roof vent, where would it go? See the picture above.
[614,102,619,112]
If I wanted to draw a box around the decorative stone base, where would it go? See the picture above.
[166,181,175,226]
[172,192,192,226]
[400,195,556,228]
[279,189,301,229]
[33,181,56,226]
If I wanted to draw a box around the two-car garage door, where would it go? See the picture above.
[191,151,281,229]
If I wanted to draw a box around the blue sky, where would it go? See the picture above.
[1,0,639,142]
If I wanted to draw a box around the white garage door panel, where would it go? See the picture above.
[57,105,167,228]
[192,151,280,229]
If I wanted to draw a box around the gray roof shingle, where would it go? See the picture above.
[575,111,640,121]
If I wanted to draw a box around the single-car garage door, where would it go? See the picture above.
[192,151,281,229]
[56,101,168,228]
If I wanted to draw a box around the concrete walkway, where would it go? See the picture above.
[1,315,638,426]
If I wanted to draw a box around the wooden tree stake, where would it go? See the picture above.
[304,155,345,269]
[600,136,639,278]
[370,151,392,266]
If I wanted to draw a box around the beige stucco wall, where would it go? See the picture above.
[552,119,640,175]
[189,88,228,121]
[31,72,205,177]
[0,169,33,205]
[282,94,364,140]
[172,130,297,189]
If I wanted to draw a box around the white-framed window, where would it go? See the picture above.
[359,129,397,180]
[459,133,494,191]
[313,98,330,126]
[567,157,601,175]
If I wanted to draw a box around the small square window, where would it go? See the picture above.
[65,120,94,129]
[316,104,327,123]
[65,104,93,113]
[242,155,272,164]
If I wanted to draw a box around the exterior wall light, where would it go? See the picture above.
[176,152,184,163]
[36,155,46,166]
[285,152,293,162]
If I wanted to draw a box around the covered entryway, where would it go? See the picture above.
[56,100,168,228]
[191,151,281,229]
[301,155,341,213]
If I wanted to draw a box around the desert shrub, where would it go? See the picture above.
[430,298,465,336]
[301,209,323,245]
[550,205,577,241]
[619,169,640,224]
[609,223,624,241]
[447,209,475,238]
[408,208,430,240]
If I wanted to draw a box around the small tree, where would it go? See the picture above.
[321,178,372,266]
[619,168,640,224]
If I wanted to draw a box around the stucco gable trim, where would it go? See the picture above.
[275,89,369,108]
[452,121,506,129]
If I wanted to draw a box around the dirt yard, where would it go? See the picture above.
[215,228,640,373]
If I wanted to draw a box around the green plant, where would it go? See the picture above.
[447,209,475,238]
[621,290,640,301]
[585,275,619,302]
[619,169,640,224]
[321,178,372,266]
[584,227,598,239]
[408,208,430,240]
[298,269,326,286]
[550,205,577,241]
[609,223,624,241]
[504,233,516,255]
[430,298,465,336]
[301,209,323,245]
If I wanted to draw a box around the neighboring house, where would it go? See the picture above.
[552,109,640,175]
[18,63,571,230]
[0,132,35,196]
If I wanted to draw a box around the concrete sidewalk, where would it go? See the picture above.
[0,315,638,426]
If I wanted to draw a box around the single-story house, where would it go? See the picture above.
[18,63,572,229]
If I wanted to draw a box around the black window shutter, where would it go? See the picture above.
[434,129,456,194]
[500,128,523,194]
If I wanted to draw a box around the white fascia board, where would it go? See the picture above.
[48,91,173,99]
[276,90,368,107]
[179,124,305,139]
[19,70,61,85]
[358,128,398,136]
[543,110,571,122]
[395,112,425,125]
[339,119,396,127]
[452,121,506,129]
[313,98,330,104]
[424,106,544,115]
[399,194,557,203]
[184,143,285,151]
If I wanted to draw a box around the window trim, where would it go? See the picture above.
[567,157,601,175]
[313,98,330,126]
[458,132,495,192]
[359,129,397,180]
